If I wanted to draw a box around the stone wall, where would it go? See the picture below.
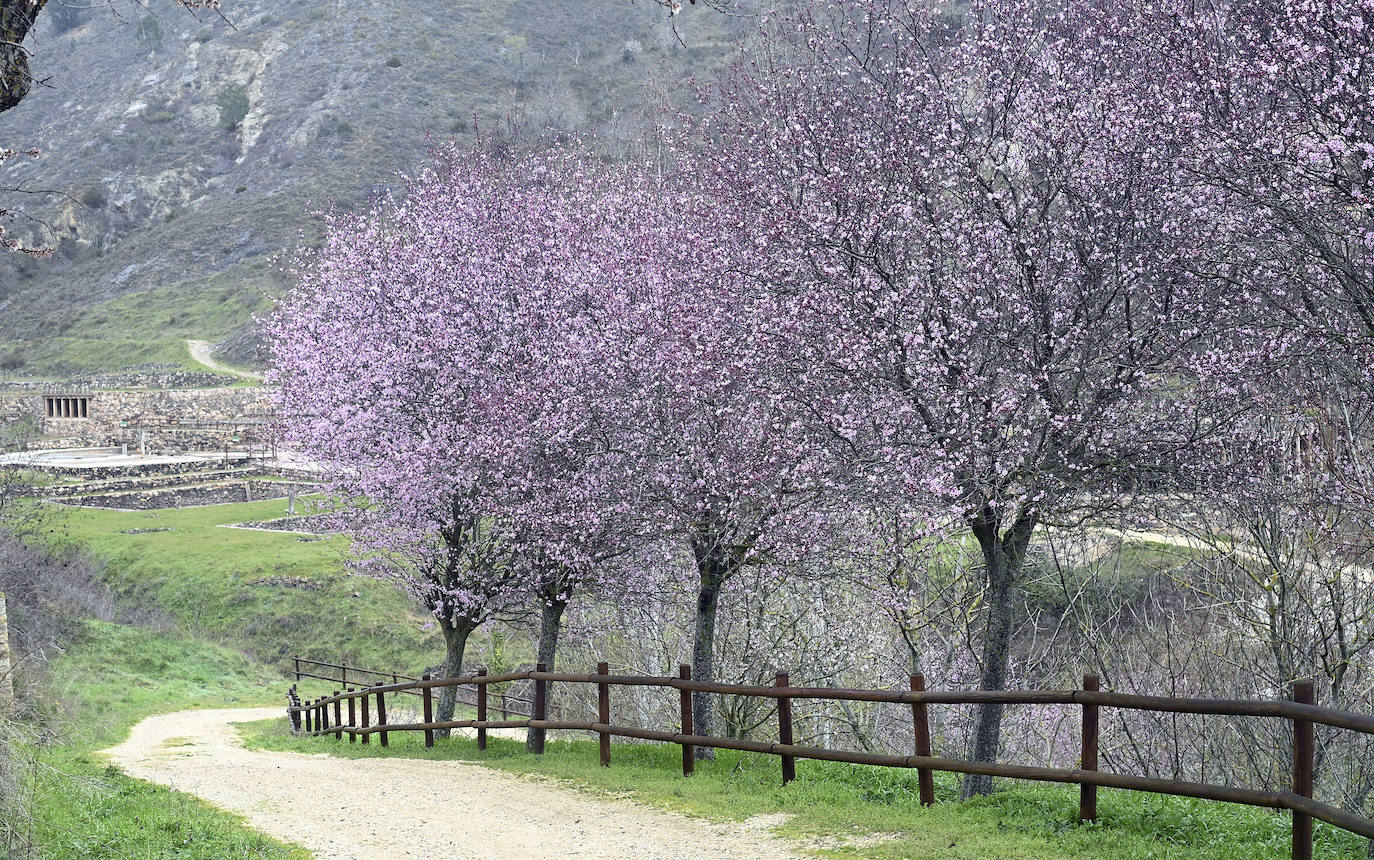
[61,479,305,510]
[0,392,42,428]
[0,371,232,391]
[0,386,271,452]
[35,461,244,484]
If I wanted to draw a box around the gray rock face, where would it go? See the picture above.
[0,2,743,376]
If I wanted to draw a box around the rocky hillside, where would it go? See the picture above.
[0,0,745,378]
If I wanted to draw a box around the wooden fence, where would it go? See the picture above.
[285,662,1374,860]
[291,657,530,717]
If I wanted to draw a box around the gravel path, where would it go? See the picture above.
[103,708,801,860]
[187,339,264,380]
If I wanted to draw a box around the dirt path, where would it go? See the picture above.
[103,708,801,860]
[187,339,264,381]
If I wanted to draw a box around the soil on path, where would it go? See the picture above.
[187,339,264,381]
[103,708,801,860]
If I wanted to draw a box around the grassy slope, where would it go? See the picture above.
[21,497,471,858]
[47,497,443,675]
[25,620,306,859]
[1,266,275,377]
[242,724,1367,859]
[44,503,1362,858]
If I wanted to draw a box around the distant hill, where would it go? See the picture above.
[0,0,746,379]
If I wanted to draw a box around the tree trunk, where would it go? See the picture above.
[435,617,475,739]
[526,596,567,752]
[691,552,727,761]
[1,0,48,113]
[961,511,1036,798]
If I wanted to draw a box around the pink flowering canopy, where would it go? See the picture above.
[695,0,1288,529]
[263,0,1374,788]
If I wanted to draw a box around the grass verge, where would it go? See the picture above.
[16,619,306,858]
[241,718,1367,859]
[46,498,443,675]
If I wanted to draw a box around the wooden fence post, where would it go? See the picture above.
[422,674,434,749]
[1293,679,1314,860]
[341,665,348,688]
[910,673,935,806]
[477,667,488,751]
[679,664,695,776]
[347,689,357,743]
[333,692,343,740]
[532,663,548,755]
[597,661,611,767]
[376,690,388,748]
[319,698,328,734]
[304,698,312,734]
[360,689,370,745]
[777,672,795,785]
[293,657,300,683]
[1080,674,1100,823]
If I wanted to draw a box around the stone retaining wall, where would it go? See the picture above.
[0,371,232,390]
[62,479,311,510]
[39,466,273,495]
[0,386,271,451]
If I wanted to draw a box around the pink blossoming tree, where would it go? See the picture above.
[697,0,1276,794]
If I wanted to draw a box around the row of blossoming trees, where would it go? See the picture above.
[268,0,1374,805]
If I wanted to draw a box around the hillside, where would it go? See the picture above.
[0,0,745,378]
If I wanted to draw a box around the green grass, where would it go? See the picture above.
[29,761,307,860]
[4,335,209,376]
[2,273,272,378]
[242,721,1367,859]
[17,619,307,858]
[46,497,443,675]
[47,619,282,745]
[15,494,456,859]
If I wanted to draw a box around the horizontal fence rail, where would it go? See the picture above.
[285,663,1367,859]
[292,656,531,717]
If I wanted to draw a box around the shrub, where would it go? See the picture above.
[135,14,162,54]
[217,85,249,130]
[0,348,28,371]
[79,185,107,210]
